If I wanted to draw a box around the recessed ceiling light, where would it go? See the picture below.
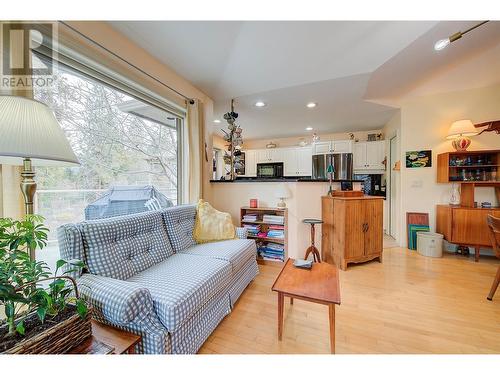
[255,101,266,107]
[213,119,221,123]
[306,102,317,108]
[305,126,313,131]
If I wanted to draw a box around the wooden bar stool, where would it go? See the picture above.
[303,218,323,262]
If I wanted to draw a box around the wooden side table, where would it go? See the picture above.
[70,320,141,354]
[271,258,341,353]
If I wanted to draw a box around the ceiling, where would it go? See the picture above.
[109,21,500,139]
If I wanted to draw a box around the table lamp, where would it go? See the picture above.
[0,95,79,258]
[446,119,479,151]
[274,184,291,208]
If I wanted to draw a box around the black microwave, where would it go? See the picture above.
[257,162,284,179]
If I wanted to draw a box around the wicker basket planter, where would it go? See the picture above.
[1,306,92,354]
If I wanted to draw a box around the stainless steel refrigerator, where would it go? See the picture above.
[312,153,353,180]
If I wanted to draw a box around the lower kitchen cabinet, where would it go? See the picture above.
[322,195,384,270]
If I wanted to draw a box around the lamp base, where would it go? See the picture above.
[451,136,471,151]
[277,198,286,208]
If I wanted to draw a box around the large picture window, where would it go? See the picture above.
[32,57,182,269]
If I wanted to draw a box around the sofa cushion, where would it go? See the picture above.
[193,200,236,243]
[162,205,197,252]
[78,211,174,280]
[127,253,231,332]
[178,239,257,275]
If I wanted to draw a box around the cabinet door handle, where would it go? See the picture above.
[365,223,369,232]
[362,223,366,232]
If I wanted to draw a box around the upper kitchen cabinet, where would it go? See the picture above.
[256,148,284,163]
[283,147,312,176]
[243,149,257,177]
[312,140,352,155]
[353,141,386,171]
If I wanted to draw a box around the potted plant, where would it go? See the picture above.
[0,215,91,354]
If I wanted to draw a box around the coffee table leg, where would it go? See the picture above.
[329,304,335,354]
[278,292,284,341]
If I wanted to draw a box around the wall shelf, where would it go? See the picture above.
[437,150,499,184]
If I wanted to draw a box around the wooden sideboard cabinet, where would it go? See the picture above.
[436,205,500,261]
[322,195,384,270]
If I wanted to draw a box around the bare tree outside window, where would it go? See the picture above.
[32,59,180,268]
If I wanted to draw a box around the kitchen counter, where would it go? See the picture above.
[210,177,361,183]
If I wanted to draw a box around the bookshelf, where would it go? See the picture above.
[240,206,288,265]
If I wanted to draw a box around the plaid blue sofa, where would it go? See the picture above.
[57,204,259,354]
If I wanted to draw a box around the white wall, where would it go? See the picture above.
[398,83,500,246]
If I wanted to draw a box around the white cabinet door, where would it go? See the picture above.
[312,142,331,155]
[244,150,257,176]
[365,141,385,170]
[256,149,269,163]
[296,147,312,176]
[269,148,284,162]
[332,140,352,153]
[283,148,297,176]
[353,142,367,169]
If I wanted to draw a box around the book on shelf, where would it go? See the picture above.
[262,214,285,224]
[266,230,284,239]
[268,224,284,230]
[243,214,258,222]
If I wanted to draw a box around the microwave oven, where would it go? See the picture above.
[256,162,284,179]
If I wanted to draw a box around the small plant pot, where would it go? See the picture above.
[0,305,92,354]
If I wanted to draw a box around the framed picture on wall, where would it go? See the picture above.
[406,150,432,168]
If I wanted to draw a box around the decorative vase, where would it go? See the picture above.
[449,183,461,206]
[451,136,471,151]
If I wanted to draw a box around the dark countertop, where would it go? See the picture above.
[210,177,363,183]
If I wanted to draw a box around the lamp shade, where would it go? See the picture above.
[0,95,79,166]
[274,183,291,199]
[446,119,478,139]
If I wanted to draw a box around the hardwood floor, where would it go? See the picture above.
[199,248,500,354]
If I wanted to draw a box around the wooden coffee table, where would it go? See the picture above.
[271,258,341,353]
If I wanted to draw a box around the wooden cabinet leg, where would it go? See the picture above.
[474,246,480,262]
[329,304,335,354]
[278,292,284,341]
[290,297,293,305]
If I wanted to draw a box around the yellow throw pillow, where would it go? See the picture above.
[193,199,236,243]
